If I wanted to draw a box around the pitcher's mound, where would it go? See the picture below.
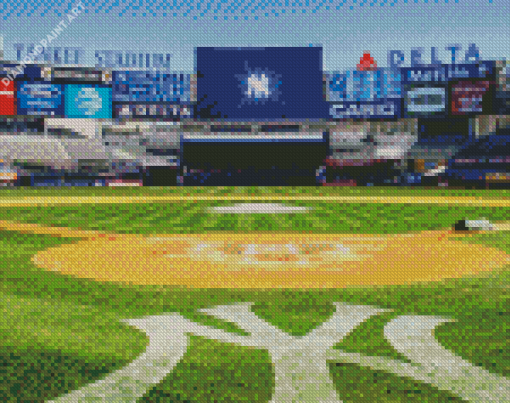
[32,231,510,289]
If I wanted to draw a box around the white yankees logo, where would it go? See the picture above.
[51,302,510,402]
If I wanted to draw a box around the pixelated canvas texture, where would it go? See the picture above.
[0,0,509,401]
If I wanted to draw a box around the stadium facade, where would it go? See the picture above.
[0,46,509,187]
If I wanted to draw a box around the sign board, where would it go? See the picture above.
[0,80,16,115]
[350,70,386,101]
[325,69,402,102]
[52,67,105,83]
[112,71,191,103]
[113,102,192,118]
[17,82,64,116]
[400,66,447,84]
[445,62,495,81]
[404,85,447,117]
[324,73,347,102]
[64,84,112,118]
[0,64,42,81]
[329,99,401,120]
[450,80,492,115]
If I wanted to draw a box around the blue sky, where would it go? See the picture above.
[0,0,508,73]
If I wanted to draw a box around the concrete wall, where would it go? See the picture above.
[45,118,105,140]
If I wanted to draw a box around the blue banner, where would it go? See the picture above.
[17,82,64,116]
[112,71,191,103]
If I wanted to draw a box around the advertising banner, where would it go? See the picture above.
[17,82,64,116]
[113,102,191,118]
[329,99,401,120]
[112,71,191,103]
[404,85,447,117]
[450,80,492,115]
[325,69,402,102]
[445,62,496,81]
[400,66,447,84]
[351,70,386,102]
[400,61,495,84]
[65,84,112,118]
[0,80,16,115]
[0,64,42,81]
[324,73,346,102]
[52,67,105,83]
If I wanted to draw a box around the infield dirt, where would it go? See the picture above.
[1,220,508,289]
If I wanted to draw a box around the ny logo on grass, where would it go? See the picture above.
[51,302,510,403]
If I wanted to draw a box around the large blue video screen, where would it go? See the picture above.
[195,47,329,121]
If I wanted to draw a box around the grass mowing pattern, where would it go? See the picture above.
[329,362,466,402]
[434,314,509,378]
[0,201,509,235]
[140,335,275,402]
[0,292,148,363]
[0,186,509,198]
[0,188,508,401]
[0,285,148,402]
[1,228,508,400]
[0,348,131,403]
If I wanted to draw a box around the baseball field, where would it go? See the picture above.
[0,186,508,402]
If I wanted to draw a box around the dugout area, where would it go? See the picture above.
[142,166,179,186]
[181,136,329,186]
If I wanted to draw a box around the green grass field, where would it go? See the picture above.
[0,186,508,402]
[0,185,509,198]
